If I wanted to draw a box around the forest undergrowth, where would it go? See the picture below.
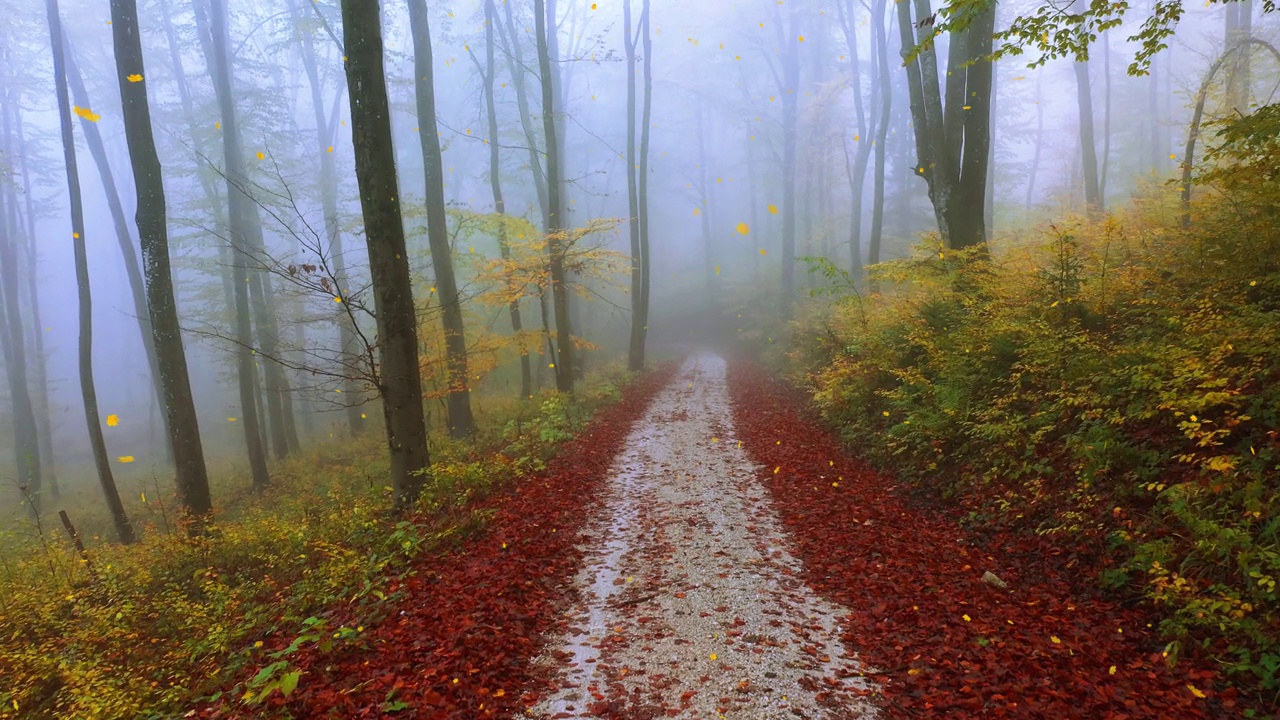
[759,110,1280,707]
[0,361,642,720]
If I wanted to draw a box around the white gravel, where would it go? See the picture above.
[523,352,880,719]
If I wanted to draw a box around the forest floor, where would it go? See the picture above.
[215,352,1247,719]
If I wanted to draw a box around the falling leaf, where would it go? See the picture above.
[257,151,265,160]
[106,414,119,427]
[117,456,135,463]
[126,73,143,83]
[736,222,750,235]
[693,207,701,217]
[768,204,778,215]
[228,417,237,422]
[73,106,101,122]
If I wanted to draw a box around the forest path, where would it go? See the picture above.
[523,352,879,719]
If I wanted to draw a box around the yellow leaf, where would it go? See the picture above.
[73,106,101,122]
[257,151,265,160]
[117,455,135,463]
[693,207,701,217]
[1109,666,1116,675]
[1050,636,1061,644]
[106,414,119,427]
[737,222,750,235]
[963,614,971,622]
[1187,684,1206,699]
[768,204,779,215]
[126,73,143,83]
[759,248,767,256]
[709,653,717,660]
[228,417,237,422]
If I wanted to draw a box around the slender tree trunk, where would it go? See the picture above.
[6,99,59,500]
[496,2,550,226]
[209,0,271,486]
[985,55,998,239]
[778,0,800,303]
[696,99,714,299]
[637,0,653,360]
[340,0,432,510]
[63,41,173,465]
[1074,58,1103,214]
[1028,72,1045,205]
[48,0,135,543]
[535,0,574,393]
[869,0,891,268]
[117,0,215,524]
[408,0,474,438]
[838,0,874,278]
[1099,31,1113,203]
[481,0,532,396]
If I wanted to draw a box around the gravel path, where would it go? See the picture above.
[524,353,880,719]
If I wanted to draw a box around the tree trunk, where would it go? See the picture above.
[535,0,574,393]
[209,0,271,486]
[838,0,874,278]
[869,0,891,268]
[696,99,714,299]
[49,0,135,543]
[63,40,173,465]
[778,0,800,303]
[496,1,550,226]
[624,0,644,371]
[340,0,432,510]
[114,0,215,524]
[1099,31,1113,203]
[637,0,653,361]
[1027,71,1045,205]
[407,0,474,438]
[1074,58,1103,214]
[482,0,533,397]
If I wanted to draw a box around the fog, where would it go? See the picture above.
[0,0,1273,519]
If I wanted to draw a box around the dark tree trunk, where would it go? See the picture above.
[340,0,432,510]
[112,0,214,523]
[535,0,574,393]
[1074,58,1103,213]
[209,0,271,486]
[63,40,173,465]
[49,0,135,543]
[408,0,474,438]
[482,0,533,397]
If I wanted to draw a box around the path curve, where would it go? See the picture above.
[524,353,880,719]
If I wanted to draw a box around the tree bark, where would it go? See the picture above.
[112,0,214,523]
[624,0,644,371]
[340,0,432,509]
[535,0,574,393]
[869,0,891,268]
[1074,58,1103,214]
[778,0,800,303]
[48,0,136,543]
[407,0,474,438]
[637,0,653,362]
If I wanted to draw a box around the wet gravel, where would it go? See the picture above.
[523,352,880,719]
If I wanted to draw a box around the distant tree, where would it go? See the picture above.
[109,0,214,524]
[340,0,432,509]
[868,0,892,268]
[476,0,533,397]
[623,0,652,371]
[407,0,475,438]
[46,0,135,543]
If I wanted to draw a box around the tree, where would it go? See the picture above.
[476,0,533,397]
[1074,46,1103,213]
[771,0,801,299]
[637,0,653,362]
[340,0,432,509]
[47,0,135,543]
[535,0,575,392]
[110,0,214,524]
[623,0,652,371]
[208,0,273,488]
[896,0,996,249]
[837,0,875,279]
[407,0,474,438]
[868,0,892,269]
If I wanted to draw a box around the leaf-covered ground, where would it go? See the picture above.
[198,365,675,719]
[725,359,1243,718]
